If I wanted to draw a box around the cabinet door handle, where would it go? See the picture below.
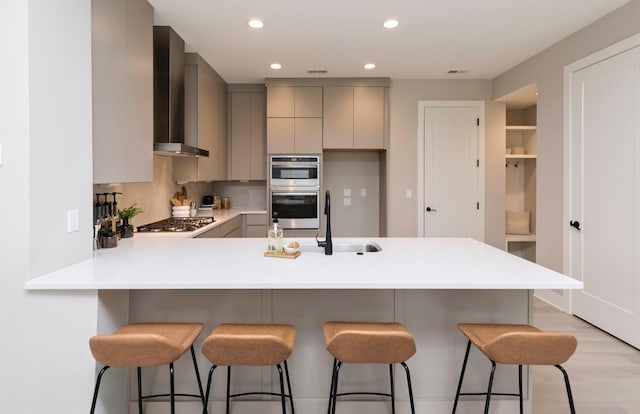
[426,207,437,212]
[570,220,581,231]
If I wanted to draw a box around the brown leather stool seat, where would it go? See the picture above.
[452,323,577,414]
[89,322,205,414]
[323,321,417,414]
[201,323,296,414]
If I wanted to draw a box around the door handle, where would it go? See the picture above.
[426,207,437,212]
[570,220,581,231]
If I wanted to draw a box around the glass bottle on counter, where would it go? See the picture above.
[268,213,283,253]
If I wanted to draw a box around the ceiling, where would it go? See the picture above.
[149,0,630,85]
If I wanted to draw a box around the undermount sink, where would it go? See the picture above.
[298,241,382,254]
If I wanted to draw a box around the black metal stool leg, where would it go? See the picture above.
[90,366,110,414]
[483,361,497,414]
[389,364,396,414]
[284,359,295,414]
[190,345,205,405]
[169,362,176,414]
[518,365,523,414]
[555,364,576,414]
[277,364,287,414]
[327,358,338,414]
[203,365,217,414]
[226,366,232,414]
[331,361,343,414]
[401,362,416,414]
[137,367,143,414]
[452,340,472,414]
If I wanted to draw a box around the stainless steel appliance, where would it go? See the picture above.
[137,217,214,233]
[153,26,209,157]
[269,155,321,230]
[270,155,320,187]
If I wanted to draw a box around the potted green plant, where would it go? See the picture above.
[118,204,144,238]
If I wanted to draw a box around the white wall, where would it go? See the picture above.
[386,80,506,248]
[493,0,640,276]
[0,1,99,412]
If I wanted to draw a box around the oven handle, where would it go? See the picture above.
[270,185,319,191]
[271,162,319,167]
[271,192,319,197]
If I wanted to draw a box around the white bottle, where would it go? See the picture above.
[268,213,283,253]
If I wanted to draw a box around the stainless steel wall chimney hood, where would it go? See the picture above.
[153,26,209,157]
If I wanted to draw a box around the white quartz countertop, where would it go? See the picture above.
[25,237,583,290]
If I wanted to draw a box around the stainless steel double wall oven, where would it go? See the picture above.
[269,155,320,230]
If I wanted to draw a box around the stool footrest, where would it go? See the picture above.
[457,392,521,397]
[229,391,293,399]
[141,392,204,400]
[335,391,393,398]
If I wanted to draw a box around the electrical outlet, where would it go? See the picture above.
[67,209,79,233]
[406,189,412,198]
[361,188,366,197]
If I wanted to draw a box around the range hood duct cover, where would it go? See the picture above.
[153,26,209,157]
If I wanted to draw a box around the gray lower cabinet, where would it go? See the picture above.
[195,215,242,238]
[243,214,267,238]
[229,88,266,180]
[174,54,228,182]
[92,0,153,184]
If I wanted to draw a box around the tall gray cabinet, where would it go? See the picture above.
[173,54,228,182]
[91,0,153,184]
[228,85,266,181]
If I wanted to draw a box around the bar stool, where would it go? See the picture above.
[452,323,577,414]
[200,323,296,414]
[323,321,417,414]
[89,322,205,414]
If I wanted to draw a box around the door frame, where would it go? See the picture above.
[563,32,640,314]
[417,100,485,239]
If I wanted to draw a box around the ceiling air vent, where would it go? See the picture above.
[447,69,469,74]
[307,69,328,74]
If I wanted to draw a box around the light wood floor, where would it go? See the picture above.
[532,299,640,413]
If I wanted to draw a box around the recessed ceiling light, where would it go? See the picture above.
[364,63,376,70]
[270,63,282,70]
[383,19,399,29]
[248,19,264,29]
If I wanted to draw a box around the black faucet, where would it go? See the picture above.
[317,190,333,255]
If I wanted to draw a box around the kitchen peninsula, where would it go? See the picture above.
[26,238,581,414]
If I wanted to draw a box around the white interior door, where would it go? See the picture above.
[422,104,483,239]
[567,42,640,347]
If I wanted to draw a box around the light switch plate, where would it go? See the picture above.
[343,188,351,197]
[0,144,3,166]
[67,209,79,233]
[343,197,351,206]
[406,189,412,198]
[360,188,366,197]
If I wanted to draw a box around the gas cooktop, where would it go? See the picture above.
[137,217,214,233]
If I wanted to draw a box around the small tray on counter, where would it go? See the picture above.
[264,251,301,259]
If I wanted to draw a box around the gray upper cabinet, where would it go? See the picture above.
[92,0,153,184]
[229,86,266,180]
[266,86,323,118]
[173,54,228,182]
[323,86,385,149]
[266,85,323,154]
